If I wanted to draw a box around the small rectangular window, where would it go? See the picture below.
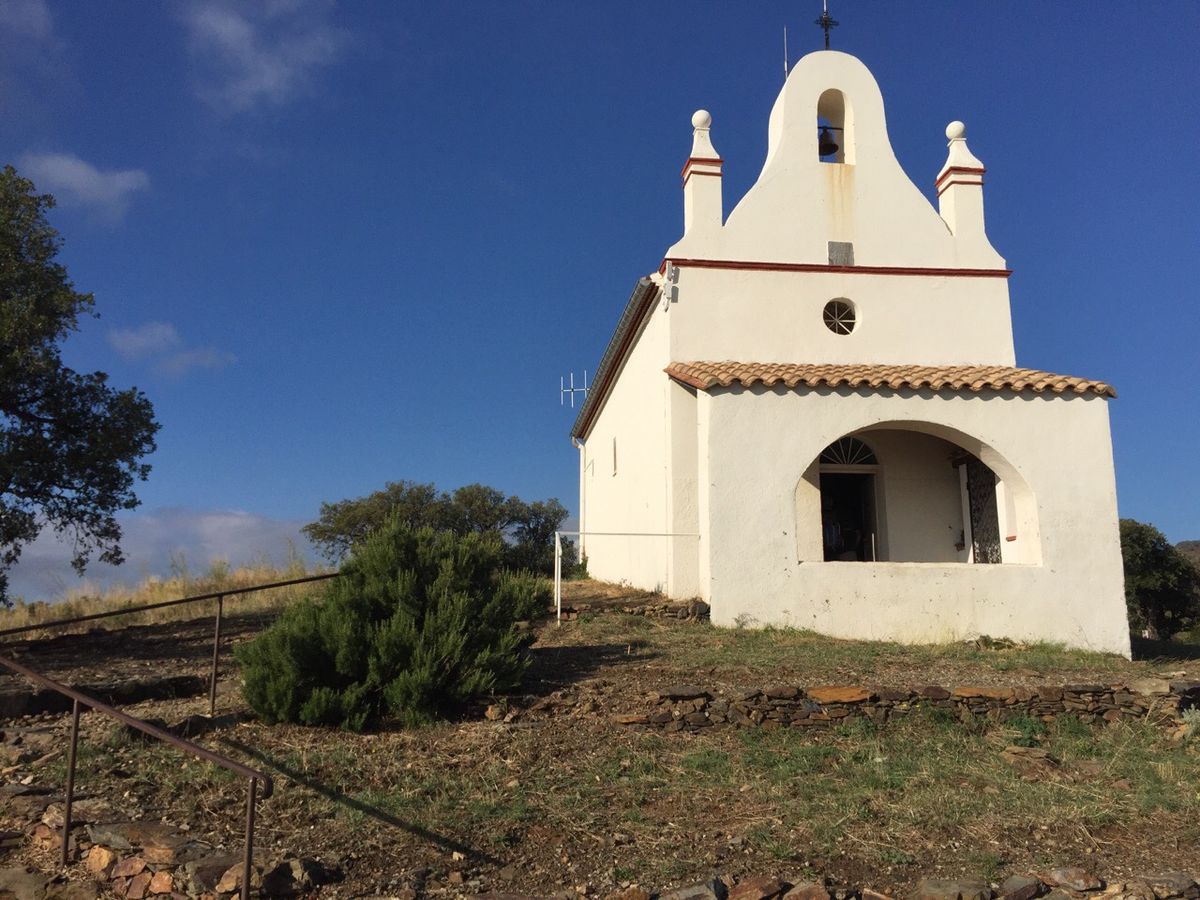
[828,241,854,266]
[612,437,618,476]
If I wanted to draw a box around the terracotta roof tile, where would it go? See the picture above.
[665,362,1116,398]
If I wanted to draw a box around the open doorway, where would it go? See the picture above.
[820,472,877,561]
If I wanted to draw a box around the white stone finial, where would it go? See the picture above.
[682,108,723,236]
[940,120,984,169]
[689,109,720,160]
[936,119,988,248]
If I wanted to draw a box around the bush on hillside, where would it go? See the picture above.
[235,519,549,730]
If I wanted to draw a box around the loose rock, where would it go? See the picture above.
[659,879,729,900]
[729,876,788,900]
[1000,876,1044,900]
[0,867,49,900]
[1047,868,1102,893]
[913,879,992,900]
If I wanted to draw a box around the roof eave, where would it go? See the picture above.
[570,277,659,440]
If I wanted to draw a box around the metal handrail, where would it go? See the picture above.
[0,572,340,639]
[0,653,273,900]
[0,571,341,717]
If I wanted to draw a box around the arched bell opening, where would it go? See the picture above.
[817,89,854,164]
[795,424,1040,565]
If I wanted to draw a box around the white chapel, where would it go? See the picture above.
[569,49,1130,656]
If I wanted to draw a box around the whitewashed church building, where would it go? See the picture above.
[569,49,1130,656]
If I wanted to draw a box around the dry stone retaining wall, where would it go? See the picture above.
[558,600,711,622]
[616,679,1200,733]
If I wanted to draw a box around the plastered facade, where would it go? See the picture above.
[572,50,1130,656]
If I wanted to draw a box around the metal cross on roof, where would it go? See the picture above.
[815,0,839,50]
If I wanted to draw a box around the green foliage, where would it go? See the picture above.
[302,479,577,576]
[1119,518,1200,638]
[236,520,549,729]
[0,165,158,604]
[1007,712,1047,747]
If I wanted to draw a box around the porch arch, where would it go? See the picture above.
[795,420,1041,565]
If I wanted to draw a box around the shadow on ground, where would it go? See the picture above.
[0,610,280,679]
[521,640,656,697]
[1131,636,1200,662]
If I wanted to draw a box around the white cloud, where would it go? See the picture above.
[18,152,149,220]
[107,322,236,376]
[6,508,316,603]
[183,0,344,114]
[0,0,51,39]
[158,346,237,376]
[108,322,182,360]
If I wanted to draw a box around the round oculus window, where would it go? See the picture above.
[823,299,856,335]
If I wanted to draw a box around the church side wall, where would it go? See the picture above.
[670,267,1016,367]
[579,308,671,592]
[700,387,1130,656]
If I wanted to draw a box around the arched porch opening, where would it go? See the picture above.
[795,422,1041,565]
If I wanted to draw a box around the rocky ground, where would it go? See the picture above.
[1,582,1198,899]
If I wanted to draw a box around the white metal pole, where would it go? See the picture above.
[554,532,562,625]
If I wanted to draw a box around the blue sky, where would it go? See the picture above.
[3,2,1198,600]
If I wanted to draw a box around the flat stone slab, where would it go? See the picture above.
[654,686,710,701]
[952,686,1015,700]
[808,686,873,704]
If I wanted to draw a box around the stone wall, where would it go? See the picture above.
[616,678,1200,733]
[560,599,710,622]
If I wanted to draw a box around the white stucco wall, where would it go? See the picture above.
[578,306,673,592]
[697,386,1130,656]
[669,266,1016,367]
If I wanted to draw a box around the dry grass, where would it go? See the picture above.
[0,558,330,640]
[58,685,1200,896]
[551,580,1180,689]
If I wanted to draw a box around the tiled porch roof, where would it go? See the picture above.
[665,362,1117,398]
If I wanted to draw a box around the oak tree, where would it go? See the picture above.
[1119,518,1200,639]
[1,165,159,603]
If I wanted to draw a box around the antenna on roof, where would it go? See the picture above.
[560,371,589,409]
[815,0,838,50]
[783,25,789,82]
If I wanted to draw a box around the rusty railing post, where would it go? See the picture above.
[209,594,224,717]
[62,698,80,866]
[242,776,258,900]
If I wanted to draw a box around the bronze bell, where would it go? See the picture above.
[818,126,839,157]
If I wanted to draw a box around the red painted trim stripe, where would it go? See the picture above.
[936,182,983,197]
[661,258,1012,278]
[936,177,984,197]
[935,165,986,189]
[679,156,724,178]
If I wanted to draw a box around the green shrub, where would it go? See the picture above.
[235,520,549,730]
[1006,712,1047,747]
